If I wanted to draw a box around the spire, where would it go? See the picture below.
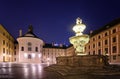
[28,24,33,32]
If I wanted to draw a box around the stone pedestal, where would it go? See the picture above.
[56,55,109,69]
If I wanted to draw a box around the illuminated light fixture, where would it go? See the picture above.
[72,17,86,36]
[9,55,12,57]
[24,53,28,58]
[47,58,50,61]
[32,53,35,58]
[38,54,41,58]
[3,53,6,56]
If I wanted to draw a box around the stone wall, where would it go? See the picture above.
[56,55,109,67]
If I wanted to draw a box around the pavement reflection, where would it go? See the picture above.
[0,62,57,79]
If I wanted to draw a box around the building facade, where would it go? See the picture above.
[85,18,120,63]
[42,44,73,64]
[0,24,15,62]
[1,18,120,64]
[16,25,44,63]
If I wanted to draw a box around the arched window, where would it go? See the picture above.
[28,54,31,59]
[21,47,24,51]
[35,47,38,52]
[28,42,32,51]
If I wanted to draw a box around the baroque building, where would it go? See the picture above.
[85,18,120,63]
[0,24,15,62]
[16,25,44,63]
[0,18,120,64]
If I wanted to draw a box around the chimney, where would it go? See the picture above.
[19,29,22,37]
[90,30,93,34]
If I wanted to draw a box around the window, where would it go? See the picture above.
[113,55,116,60]
[14,58,16,61]
[3,40,5,45]
[112,29,116,33]
[105,32,108,36]
[105,40,108,45]
[112,37,116,42]
[88,52,90,55]
[28,54,32,59]
[105,48,108,54]
[98,35,101,39]
[3,32,5,36]
[89,45,90,49]
[15,46,16,49]
[28,47,32,51]
[3,48,5,53]
[28,42,32,51]
[98,49,101,55]
[112,46,117,53]
[14,51,16,55]
[35,47,38,52]
[93,44,95,48]
[21,47,24,51]
[98,42,101,46]
[93,51,95,55]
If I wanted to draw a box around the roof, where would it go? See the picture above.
[20,25,39,38]
[43,43,72,49]
[90,18,120,37]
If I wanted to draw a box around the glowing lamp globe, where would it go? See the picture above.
[72,17,86,36]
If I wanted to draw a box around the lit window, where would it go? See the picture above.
[38,54,41,58]
[24,53,28,58]
[32,53,35,58]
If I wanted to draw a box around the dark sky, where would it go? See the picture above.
[0,0,120,45]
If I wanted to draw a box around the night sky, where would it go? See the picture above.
[0,0,120,45]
